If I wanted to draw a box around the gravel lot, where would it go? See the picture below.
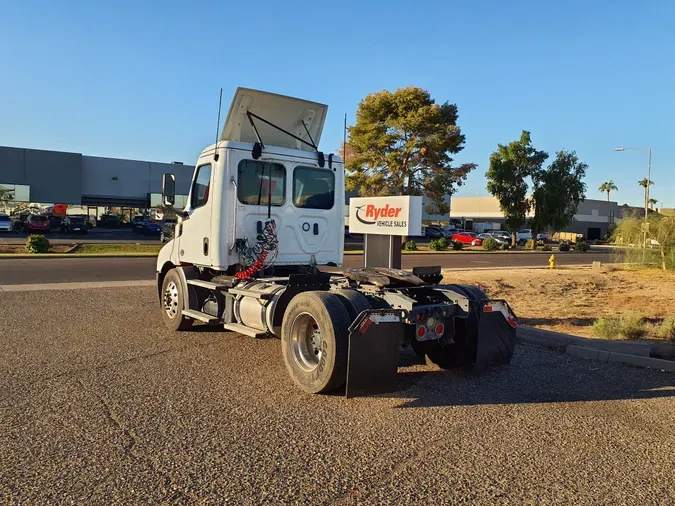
[1,286,673,505]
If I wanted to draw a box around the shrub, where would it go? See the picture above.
[452,240,463,251]
[500,243,509,250]
[437,237,449,249]
[591,318,621,339]
[618,313,647,340]
[591,313,647,340]
[574,241,589,252]
[482,237,500,251]
[658,316,675,342]
[559,243,571,252]
[429,239,446,251]
[525,239,536,249]
[403,240,417,251]
[25,234,50,254]
[542,244,553,251]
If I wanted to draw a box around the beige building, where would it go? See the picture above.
[450,196,618,240]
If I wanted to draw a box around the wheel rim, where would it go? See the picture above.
[290,312,323,372]
[163,280,179,319]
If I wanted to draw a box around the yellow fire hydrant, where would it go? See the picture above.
[549,254,556,269]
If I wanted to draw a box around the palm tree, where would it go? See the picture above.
[638,178,655,212]
[648,198,658,210]
[598,180,618,201]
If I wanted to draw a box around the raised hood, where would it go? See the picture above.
[220,88,328,152]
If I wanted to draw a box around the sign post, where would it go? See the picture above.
[348,196,423,269]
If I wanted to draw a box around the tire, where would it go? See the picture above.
[333,289,371,321]
[424,284,486,370]
[281,291,351,394]
[160,269,194,331]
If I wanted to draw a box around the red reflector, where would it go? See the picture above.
[483,305,493,312]
[359,318,373,334]
[416,325,426,338]
[435,324,444,336]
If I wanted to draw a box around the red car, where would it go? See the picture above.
[451,231,483,246]
[24,214,51,233]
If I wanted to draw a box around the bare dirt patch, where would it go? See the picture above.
[442,267,675,357]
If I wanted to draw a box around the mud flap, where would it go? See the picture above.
[345,310,404,398]
[475,301,518,372]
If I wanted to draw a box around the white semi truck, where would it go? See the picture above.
[156,88,517,396]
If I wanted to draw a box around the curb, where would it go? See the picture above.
[517,326,674,372]
[0,253,160,259]
[0,280,156,292]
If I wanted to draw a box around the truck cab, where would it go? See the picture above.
[159,88,344,273]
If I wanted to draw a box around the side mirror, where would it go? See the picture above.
[162,173,176,206]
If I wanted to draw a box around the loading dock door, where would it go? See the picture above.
[587,227,601,240]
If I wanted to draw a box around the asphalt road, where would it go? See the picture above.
[0,285,672,504]
[0,251,617,285]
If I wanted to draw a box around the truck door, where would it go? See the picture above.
[235,159,286,258]
[178,162,213,265]
[288,165,339,261]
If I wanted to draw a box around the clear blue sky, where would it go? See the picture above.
[1,0,673,207]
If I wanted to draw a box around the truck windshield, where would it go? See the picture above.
[237,160,286,206]
[293,166,335,210]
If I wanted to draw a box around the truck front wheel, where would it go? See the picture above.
[281,291,351,394]
[161,269,194,331]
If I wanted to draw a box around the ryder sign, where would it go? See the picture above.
[349,196,423,236]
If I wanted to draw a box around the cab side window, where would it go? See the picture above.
[191,164,212,209]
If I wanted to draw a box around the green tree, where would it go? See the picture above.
[648,198,658,210]
[614,214,675,270]
[530,151,588,247]
[345,86,476,215]
[486,131,548,246]
[598,180,618,201]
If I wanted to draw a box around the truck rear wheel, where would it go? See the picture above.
[161,269,194,331]
[333,289,371,321]
[281,291,351,393]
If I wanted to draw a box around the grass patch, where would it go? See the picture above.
[75,244,163,255]
[591,318,621,339]
[591,312,647,340]
[658,316,675,342]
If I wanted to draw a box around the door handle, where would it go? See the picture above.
[203,237,209,256]
[313,223,319,235]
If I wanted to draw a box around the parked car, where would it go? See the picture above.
[131,215,153,233]
[490,231,512,242]
[142,220,162,236]
[516,229,533,242]
[425,226,449,239]
[160,218,177,243]
[12,214,29,232]
[97,215,121,229]
[0,213,12,232]
[48,215,64,230]
[477,233,509,246]
[61,215,88,234]
[451,231,483,246]
[536,232,550,241]
[24,214,51,233]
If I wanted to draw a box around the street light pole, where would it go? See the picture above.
[646,148,652,221]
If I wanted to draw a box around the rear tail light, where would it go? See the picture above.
[434,324,445,336]
[416,325,427,339]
